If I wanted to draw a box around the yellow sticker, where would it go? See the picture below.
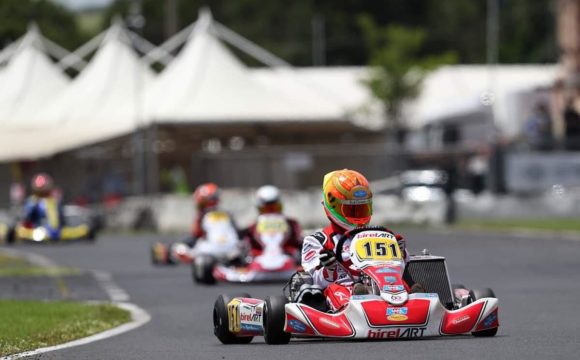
[227,298,242,333]
[206,211,230,223]
[256,217,288,234]
[354,237,402,261]
[387,314,408,322]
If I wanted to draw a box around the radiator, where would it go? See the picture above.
[406,256,454,309]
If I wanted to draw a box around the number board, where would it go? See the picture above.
[256,218,288,234]
[354,236,402,261]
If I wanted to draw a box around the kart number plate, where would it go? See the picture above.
[354,237,402,261]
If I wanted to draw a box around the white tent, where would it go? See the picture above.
[36,21,154,130]
[0,22,154,161]
[408,65,559,135]
[145,11,345,124]
[0,26,70,126]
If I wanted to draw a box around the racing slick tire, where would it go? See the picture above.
[192,254,216,285]
[6,225,16,245]
[263,295,291,345]
[468,288,498,337]
[213,293,253,344]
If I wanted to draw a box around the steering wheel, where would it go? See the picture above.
[334,226,389,263]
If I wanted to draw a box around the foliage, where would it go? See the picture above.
[0,0,85,50]
[358,15,457,129]
[0,300,130,356]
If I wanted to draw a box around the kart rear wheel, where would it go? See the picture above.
[6,226,16,245]
[213,293,253,344]
[469,288,498,337]
[192,255,216,285]
[263,295,290,345]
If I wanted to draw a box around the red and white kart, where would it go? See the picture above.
[194,214,300,285]
[213,227,499,344]
[151,210,242,267]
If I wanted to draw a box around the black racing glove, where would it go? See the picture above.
[319,249,337,268]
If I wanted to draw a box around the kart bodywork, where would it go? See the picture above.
[213,228,499,344]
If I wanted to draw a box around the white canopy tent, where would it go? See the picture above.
[145,10,347,124]
[0,21,155,161]
[0,25,70,127]
[408,65,560,136]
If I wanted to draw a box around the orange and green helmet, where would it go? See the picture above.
[322,169,372,230]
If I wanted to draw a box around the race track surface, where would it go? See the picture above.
[6,229,580,360]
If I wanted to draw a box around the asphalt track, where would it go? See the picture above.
[8,229,580,360]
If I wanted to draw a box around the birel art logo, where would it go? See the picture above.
[452,315,470,325]
[368,327,426,339]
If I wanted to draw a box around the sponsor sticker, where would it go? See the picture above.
[383,276,397,284]
[376,267,398,274]
[240,323,262,332]
[387,314,409,322]
[288,319,307,333]
[351,295,375,300]
[383,285,405,292]
[414,293,438,298]
[387,307,408,316]
[353,190,368,198]
[452,315,470,325]
[483,312,498,328]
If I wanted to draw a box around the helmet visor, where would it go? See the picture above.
[341,203,372,226]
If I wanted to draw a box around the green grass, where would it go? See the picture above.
[457,218,580,232]
[0,254,80,277]
[0,300,130,356]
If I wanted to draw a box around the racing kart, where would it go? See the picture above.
[213,227,499,344]
[194,214,301,285]
[150,210,243,267]
[1,205,97,244]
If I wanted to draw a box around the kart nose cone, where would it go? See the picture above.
[381,291,408,305]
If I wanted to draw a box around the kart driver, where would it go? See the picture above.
[298,169,421,311]
[184,183,239,248]
[23,173,65,227]
[241,185,303,260]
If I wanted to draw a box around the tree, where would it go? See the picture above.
[358,15,457,138]
[0,0,84,50]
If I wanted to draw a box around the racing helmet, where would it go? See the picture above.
[322,169,372,230]
[256,185,282,214]
[30,173,54,197]
[193,183,220,210]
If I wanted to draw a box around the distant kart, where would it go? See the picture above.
[1,205,97,244]
[193,214,301,285]
[213,227,499,344]
[150,210,242,266]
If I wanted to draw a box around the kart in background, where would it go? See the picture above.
[194,214,301,285]
[213,227,498,344]
[0,205,97,244]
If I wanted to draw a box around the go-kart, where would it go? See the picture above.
[1,204,97,244]
[213,227,499,344]
[150,210,242,267]
[194,214,301,285]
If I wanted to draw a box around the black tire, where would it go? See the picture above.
[87,225,97,242]
[6,225,16,245]
[213,293,253,344]
[469,288,498,337]
[192,255,216,285]
[263,295,290,345]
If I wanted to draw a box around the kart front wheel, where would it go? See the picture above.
[263,295,290,345]
[213,293,253,344]
[192,255,216,285]
[469,288,498,337]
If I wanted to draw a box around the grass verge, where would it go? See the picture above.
[0,254,80,277]
[0,300,131,357]
[456,218,580,232]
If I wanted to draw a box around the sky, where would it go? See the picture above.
[53,0,114,11]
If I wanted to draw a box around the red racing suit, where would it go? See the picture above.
[301,223,409,309]
[242,214,302,259]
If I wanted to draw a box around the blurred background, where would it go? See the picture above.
[0,0,578,232]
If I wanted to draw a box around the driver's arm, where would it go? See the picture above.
[301,235,336,289]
